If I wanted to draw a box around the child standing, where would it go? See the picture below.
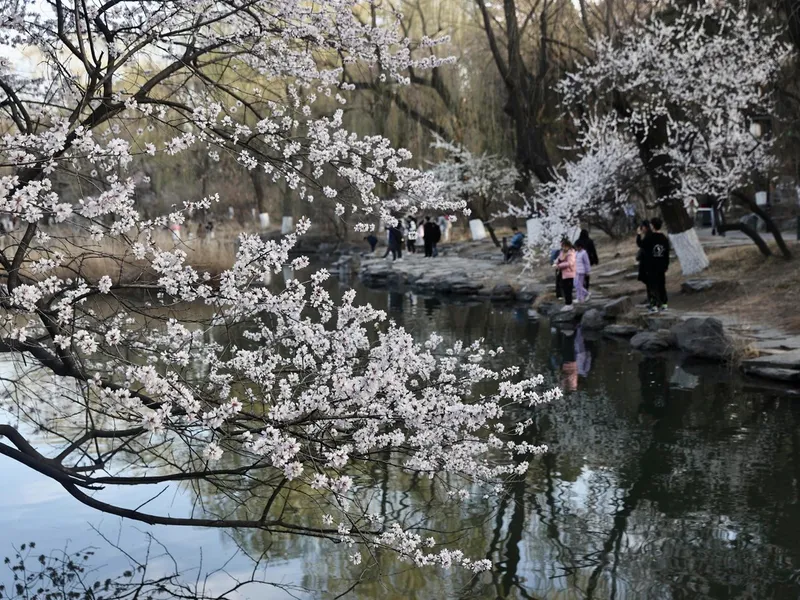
[555,239,576,311]
[575,241,591,303]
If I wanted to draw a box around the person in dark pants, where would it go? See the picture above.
[365,234,378,252]
[636,220,652,305]
[554,238,576,311]
[574,229,599,291]
[423,216,441,257]
[642,217,670,311]
[388,225,403,260]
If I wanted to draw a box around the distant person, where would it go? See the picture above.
[636,220,652,305]
[642,217,670,312]
[554,238,576,311]
[574,240,591,302]
[437,215,447,242]
[423,216,441,257]
[387,224,403,261]
[550,242,562,299]
[406,218,417,253]
[504,226,525,263]
[365,234,378,252]
[574,229,598,291]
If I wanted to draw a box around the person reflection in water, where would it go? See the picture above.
[575,326,592,378]
[560,328,578,391]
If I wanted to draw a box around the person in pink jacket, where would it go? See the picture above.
[574,240,592,303]
[554,238,576,311]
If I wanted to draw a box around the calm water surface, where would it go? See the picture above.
[2,264,800,599]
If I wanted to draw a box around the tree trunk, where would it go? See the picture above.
[732,192,792,258]
[484,222,501,248]
[616,96,709,274]
[718,222,773,257]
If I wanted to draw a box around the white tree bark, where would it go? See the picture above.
[668,228,709,275]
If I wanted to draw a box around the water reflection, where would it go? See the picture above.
[3,265,800,599]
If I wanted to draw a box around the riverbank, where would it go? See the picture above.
[348,231,800,389]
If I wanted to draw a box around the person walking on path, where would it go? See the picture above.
[365,234,378,253]
[574,240,592,303]
[636,220,652,305]
[641,217,670,312]
[555,238,576,311]
[423,216,441,257]
[574,229,599,291]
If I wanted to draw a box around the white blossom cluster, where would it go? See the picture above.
[557,1,791,208]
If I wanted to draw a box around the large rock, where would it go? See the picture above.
[681,279,714,294]
[630,330,674,352]
[670,317,733,361]
[603,324,640,337]
[603,296,633,318]
[581,308,606,330]
[490,283,516,302]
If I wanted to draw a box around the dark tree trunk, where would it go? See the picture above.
[718,223,773,257]
[613,94,709,273]
[733,191,792,259]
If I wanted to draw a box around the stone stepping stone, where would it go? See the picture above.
[596,269,627,278]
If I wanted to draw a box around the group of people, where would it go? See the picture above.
[552,229,599,311]
[365,216,446,260]
[636,217,671,313]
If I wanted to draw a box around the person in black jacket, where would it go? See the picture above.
[641,217,670,312]
[423,216,441,257]
[574,229,599,291]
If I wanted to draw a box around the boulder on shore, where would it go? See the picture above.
[741,348,800,382]
[630,330,674,352]
[670,317,733,361]
[581,308,606,330]
[490,283,516,303]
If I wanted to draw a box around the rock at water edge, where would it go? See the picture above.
[630,331,674,352]
[490,284,516,302]
[670,317,732,361]
[581,308,606,330]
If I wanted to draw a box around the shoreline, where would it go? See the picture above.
[343,235,800,390]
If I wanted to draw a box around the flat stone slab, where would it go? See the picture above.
[742,366,800,382]
[681,279,714,293]
[596,269,627,278]
[742,349,800,370]
[603,324,639,337]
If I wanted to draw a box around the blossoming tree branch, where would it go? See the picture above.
[0,0,559,573]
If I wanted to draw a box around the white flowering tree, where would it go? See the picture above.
[425,137,522,244]
[0,0,560,584]
[504,114,643,254]
[557,1,793,271]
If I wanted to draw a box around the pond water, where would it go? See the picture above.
[3,264,800,599]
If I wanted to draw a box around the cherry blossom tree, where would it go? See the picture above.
[504,114,643,254]
[557,1,792,271]
[425,137,523,244]
[0,0,559,584]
